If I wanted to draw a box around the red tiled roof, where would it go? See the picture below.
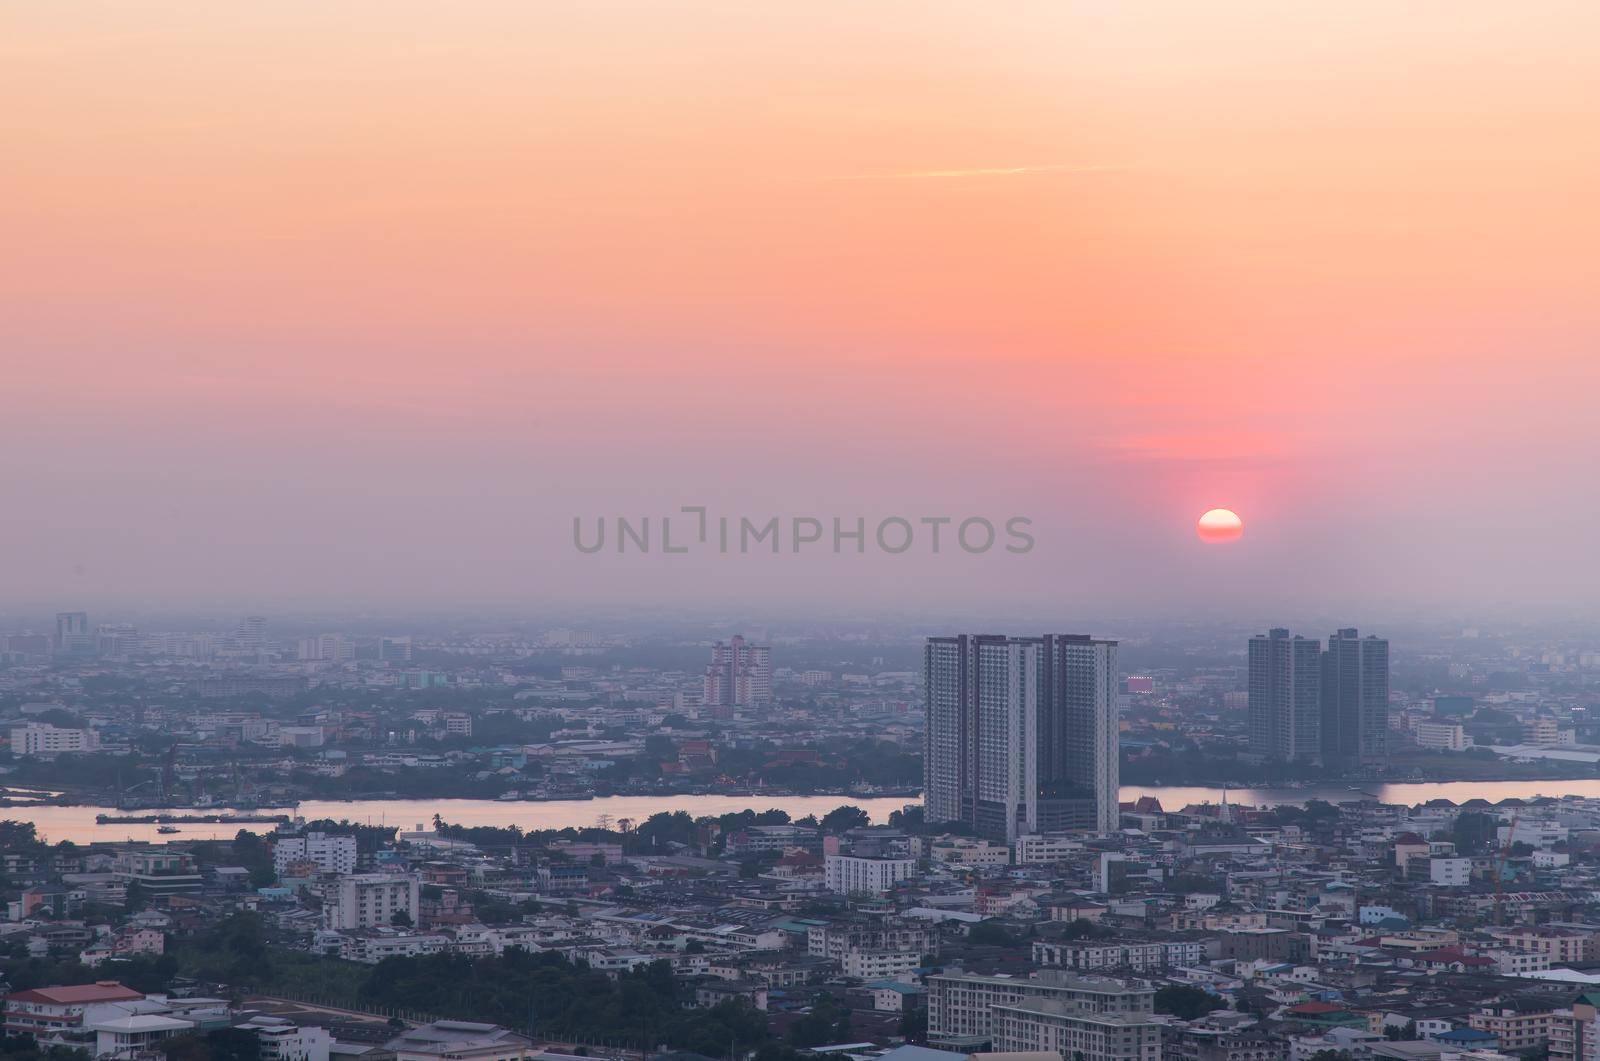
[1289,1002,1344,1014]
[777,852,821,867]
[6,982,142,1005]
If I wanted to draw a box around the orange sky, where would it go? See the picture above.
[3,2,1598,614]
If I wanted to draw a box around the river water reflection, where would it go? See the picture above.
[7,778,1594,844]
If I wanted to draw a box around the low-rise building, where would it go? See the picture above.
[927,969,1154,1046]
[89,1013,194,1059]
[991,998,1163,1061]
[322,873,421,930]
[1034,938,1208,972]
[239,1015,334,1061]
[825,854,915,895]
[273,832,358,876]
[10,724,99,758]
[4,982,145,1038]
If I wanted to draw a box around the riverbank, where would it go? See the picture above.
[12,779,1600,846]
[8,760,1595,810]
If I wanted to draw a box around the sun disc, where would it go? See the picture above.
[1197,507,1244,543]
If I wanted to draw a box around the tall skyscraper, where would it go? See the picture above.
[923,633,1119,842]
[380,636,414,662]
[54,611,92,657]
[703,635,772,712]
[298,634,355,662]
[235,615,268,651]
[1322,628,1390,766]
[1248,628,1323,763]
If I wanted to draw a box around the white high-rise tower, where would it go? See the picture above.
[924,633,1120,841]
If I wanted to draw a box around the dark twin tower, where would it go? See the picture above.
[1248,627,1390,767]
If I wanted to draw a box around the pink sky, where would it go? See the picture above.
[3,2,1598,615]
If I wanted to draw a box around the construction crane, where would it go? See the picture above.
[1493,806,1522,926]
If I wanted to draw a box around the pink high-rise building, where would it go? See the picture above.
[703,635,772,712]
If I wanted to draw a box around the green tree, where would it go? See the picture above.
[123,880,148,912]
[1155,984,1219,1020]
[1056,918,1114,940]
[787,993,851,1048]
[160,1029,260,1061]
[819,806,870,834]
[897,1007,927,1043]
[887,805,925,834]
[966,921,1019,947]
[1451,812,1497,856]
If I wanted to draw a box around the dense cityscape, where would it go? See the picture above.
[9,5,1596,1061]
[6,612,1600,1061]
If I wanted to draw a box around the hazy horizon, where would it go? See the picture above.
[5,2,1598,615]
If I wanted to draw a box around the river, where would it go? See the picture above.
[7,778,1598,845]
[10,794,918,845]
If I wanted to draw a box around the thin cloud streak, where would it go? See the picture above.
[827,163,1118,181]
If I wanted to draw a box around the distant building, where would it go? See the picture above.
[824,853,914,895]
[89,1012,194,1059]
[380,636,414,662]
[725,824,820,855]
[702,635,772,711]
[54,612,92,657]
[1165,1027,1285,1061]
[1015,833,1086,865]
[194,677,304,698]
[274,832,358,876]
[114,849,203,897]
[924,634,1120,842]
[322,874,421,930]
[991,998,1163,1061]
[1414,720,1468,751]
[925,968,1154,1047]
[1248,629,1323,763]
[10,723,99,758]
[297,634,353,662]
[277,726,325,748]
[239,1015,333,1061]
[928,837,1010,867]
[536,864,590,895]
[3,981,144,1037]
[807,919,935,962]
[1527,717,1561,746]
[384,1020,534,1061]
[1429,857,1472,887]
[1033,938,1207,972]
[1322,628,1390,765]
[234,615,268,651]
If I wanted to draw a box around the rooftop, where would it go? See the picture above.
[8,982,143,1005]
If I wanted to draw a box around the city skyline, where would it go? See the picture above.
[5,5,1600,1060]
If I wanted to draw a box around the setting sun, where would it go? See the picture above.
[1197,508,1244,544]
